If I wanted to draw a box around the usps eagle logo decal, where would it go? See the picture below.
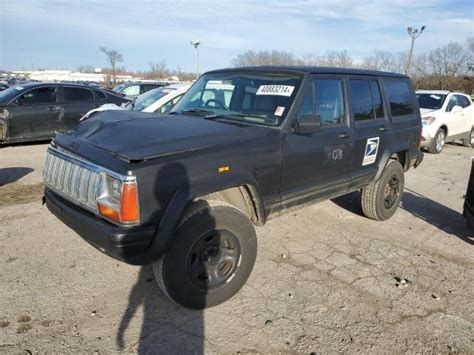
[362,137,380,166]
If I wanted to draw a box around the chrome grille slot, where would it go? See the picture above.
[43,147,102,212]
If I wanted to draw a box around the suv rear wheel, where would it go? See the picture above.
[361,160,405,221]
[428,128,446,154]
[152,200,257,309]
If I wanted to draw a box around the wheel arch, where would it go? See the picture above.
[141,175,265,265]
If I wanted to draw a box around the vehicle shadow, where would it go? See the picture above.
[117,161,206,354]
[0,167,33,186]
[331,189,473,244]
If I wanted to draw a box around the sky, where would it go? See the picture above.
[0,0,473,73]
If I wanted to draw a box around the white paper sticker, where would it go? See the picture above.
[274,106,285,116]
[256,85,295,97]
[362,137,380,166]
[430,94,441,100]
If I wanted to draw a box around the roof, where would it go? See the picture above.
[206,66,409,78]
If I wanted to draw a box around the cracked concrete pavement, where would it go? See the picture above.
[0,142,473,353]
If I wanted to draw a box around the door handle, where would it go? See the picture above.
[339,133,351,139]
[379,126,386,131]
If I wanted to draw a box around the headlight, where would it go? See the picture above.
[97,173,139,224]
[422,116,436,125]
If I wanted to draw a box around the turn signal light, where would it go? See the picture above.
[120,183,139,222]
[98,203,120,222]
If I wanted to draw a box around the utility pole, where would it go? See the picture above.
[191,40,201,80]
[405,26,426,75]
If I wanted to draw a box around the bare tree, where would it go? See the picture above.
[361,51,396,71]
[100,47,123,86]
[428,42,469,76]
[232,50,299,67]
[148,60,169,79]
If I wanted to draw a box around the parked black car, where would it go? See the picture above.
[0,83,129,144]
[44,66,423,309]
[113,82,168,98]
[464,158,474,232]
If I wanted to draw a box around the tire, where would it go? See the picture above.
[427,128,446,154]
[461,128,473,148]
[361,160,405,221]
[152,200,257,309]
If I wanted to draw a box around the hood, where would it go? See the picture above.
[56,110,268,162]
[420,108,438,117]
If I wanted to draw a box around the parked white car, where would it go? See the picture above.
[80,83,191,121]
[416,90,474,153]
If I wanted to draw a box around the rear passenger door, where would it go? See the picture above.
[349,77,391,187]
[59,86,98,131]
[281,75,353,202]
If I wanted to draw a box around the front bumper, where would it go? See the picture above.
[420,126,434,147]
[45,188,158,265]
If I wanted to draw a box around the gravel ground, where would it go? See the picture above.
[0,142,473,353]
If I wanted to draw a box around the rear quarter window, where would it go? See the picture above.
[384,79,415,117]
[63,87,94,102]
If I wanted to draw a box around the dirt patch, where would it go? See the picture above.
[0,182,44,207]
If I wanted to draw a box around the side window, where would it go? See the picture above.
[122,85,140,96]
[18,87,57,105]
[371,80,384,118]
[314,79,345,126]
[63,87,94,102]
[384,79,415,117]
[458,95,471,108]
[350,80,373,121]
[95,90,106,100]
[158,95,184,114]
[446,95,458,112]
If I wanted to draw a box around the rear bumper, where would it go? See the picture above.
[45,188,158,265]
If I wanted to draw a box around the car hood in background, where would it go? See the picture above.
[56,110,268,162]
[80,103,124,121]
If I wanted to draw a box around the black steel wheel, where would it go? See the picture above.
[153,200,257,309]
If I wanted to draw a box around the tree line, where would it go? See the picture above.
[231,37,474,93]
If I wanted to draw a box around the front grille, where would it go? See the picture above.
[43,147,101,212]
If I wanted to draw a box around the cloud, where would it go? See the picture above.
[1,0,473,71]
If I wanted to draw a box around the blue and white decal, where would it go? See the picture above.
[362,137,380,166]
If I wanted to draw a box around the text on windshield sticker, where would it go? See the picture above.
[256,85,295,97]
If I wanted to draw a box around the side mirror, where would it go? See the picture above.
[294,114,322,133]
[451,105,462,114]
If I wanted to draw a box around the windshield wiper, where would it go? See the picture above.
[179,108,216,117]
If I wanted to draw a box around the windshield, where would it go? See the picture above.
[171,72,303,126]
[126,87,172,111]
[0,86,23,104]
[416,93,446,110]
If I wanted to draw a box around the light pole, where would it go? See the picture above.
[191,40,201,80]
[405,25,426,75]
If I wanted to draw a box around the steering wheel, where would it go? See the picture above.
[204,99,229,111]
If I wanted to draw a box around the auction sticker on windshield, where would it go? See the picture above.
[256,85,294,97]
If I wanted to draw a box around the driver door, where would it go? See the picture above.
[7,86,59,140]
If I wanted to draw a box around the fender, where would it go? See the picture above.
[140,172,265,264]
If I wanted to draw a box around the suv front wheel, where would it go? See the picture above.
[153,200,257,309]
[361,160,405,221]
